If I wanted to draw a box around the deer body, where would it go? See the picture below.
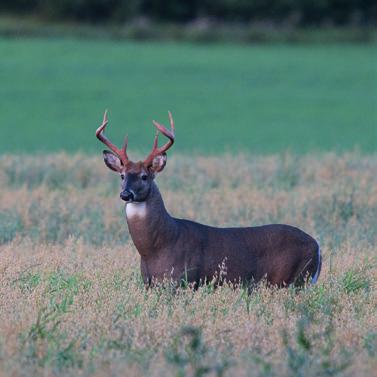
[96,111,321,287]
[125,181,320,286]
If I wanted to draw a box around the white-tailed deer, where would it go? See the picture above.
[96,111,321,287]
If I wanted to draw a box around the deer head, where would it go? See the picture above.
[96,110,175,203]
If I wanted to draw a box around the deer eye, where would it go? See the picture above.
[141,174,148,181]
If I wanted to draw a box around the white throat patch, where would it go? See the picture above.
[126,202,147,219]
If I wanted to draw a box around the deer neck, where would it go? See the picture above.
[125,181,177,257]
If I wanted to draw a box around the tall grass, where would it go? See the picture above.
[0,152,376,376]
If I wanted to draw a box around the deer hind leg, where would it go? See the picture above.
[292,242,322,287]
[311,244,322,284]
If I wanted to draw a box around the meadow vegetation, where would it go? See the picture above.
[0,152,376,376]
[1,16,376,45]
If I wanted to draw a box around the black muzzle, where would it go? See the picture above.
[120,190,134,202]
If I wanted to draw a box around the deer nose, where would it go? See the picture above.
[120,190,134,202]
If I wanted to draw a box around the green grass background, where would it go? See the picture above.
[0,38,376,155]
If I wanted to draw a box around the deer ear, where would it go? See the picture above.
[103,150,123,172]
[150,153,167,173]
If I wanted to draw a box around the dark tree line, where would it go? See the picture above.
[1,0,376,26]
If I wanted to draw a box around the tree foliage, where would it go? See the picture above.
[1,0,376,26]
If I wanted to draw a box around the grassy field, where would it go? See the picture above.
[0,152,376,376]
[0,38,376,155]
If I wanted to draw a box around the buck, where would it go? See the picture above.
[96,111,321,287]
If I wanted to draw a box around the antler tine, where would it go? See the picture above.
[95,110,128,164]
[144,111,175,166]
[168,111,174,132]
[122,134,129,158]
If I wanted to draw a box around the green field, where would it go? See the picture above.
[1,38,376,155]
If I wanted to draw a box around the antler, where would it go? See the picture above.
[144,111,175,167]
[95,110,129,165]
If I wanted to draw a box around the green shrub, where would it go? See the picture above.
[342,267,371,294]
